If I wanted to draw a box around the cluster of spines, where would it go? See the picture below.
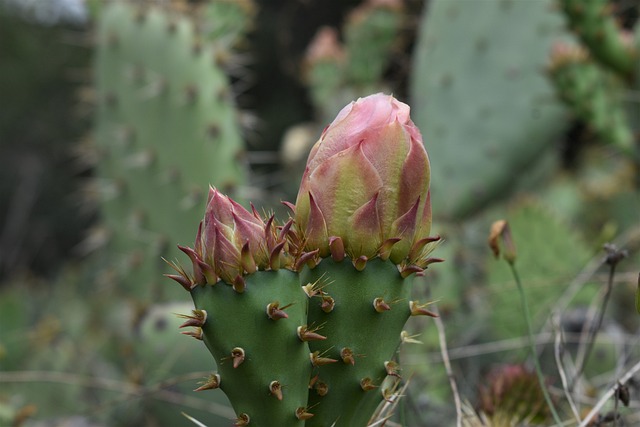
[300,253,439,426]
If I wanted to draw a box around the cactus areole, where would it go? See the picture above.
[168,93,440,426]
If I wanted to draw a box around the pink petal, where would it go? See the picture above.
[304,192,329,257]
[389,198,420,264]
[347,192,382,257]
[398,133,430,218]
[308,142,383,240]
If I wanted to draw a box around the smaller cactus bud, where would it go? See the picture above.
[488,220,517,265]
[170,187,295,290]
[410,300,438,317]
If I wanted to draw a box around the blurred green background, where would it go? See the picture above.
[1,0,639,426]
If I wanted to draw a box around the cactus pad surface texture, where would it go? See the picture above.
[94,1,246,300]
[411,0,568,219]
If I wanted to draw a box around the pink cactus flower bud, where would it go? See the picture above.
[169,187,290,289]
[295,93,432,264]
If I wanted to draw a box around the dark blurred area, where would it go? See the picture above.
[0,0,382,281]
[0,4,94,280]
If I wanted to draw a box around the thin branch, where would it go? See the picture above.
[572,245,627,390]
[509,263,563,426]
[545,228,639,336]
[405,330,640,365]
[552,315,581,423]
[433,305,463,427]
[0,370,235,419]
[578,359,640,427]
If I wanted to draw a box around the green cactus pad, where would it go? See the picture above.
[190,270,311,427]
[301,257,415,427]
[410,0,568,219]
[94,2,247,299]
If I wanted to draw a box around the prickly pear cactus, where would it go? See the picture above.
[410,0,568,219]
[94,1,248,299]
[547,43,634,153]
[171,94,439,427]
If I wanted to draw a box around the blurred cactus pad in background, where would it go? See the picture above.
[1,0,639,426]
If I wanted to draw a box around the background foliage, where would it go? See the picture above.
[0,0,639,426]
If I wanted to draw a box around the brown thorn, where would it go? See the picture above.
[231,347,245,368]
[180,328,203,340]
[269,380,283,401]
[310,351,338,367]
[410,300,439,317]
[295,407,314,420]
[194,373,220,391]
[298,325,326,341]
[340,347,355,365]
[266,302,289,320]
[373,297,391,313]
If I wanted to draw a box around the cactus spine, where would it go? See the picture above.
[301,257,416,426]
[190,270,311,426]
